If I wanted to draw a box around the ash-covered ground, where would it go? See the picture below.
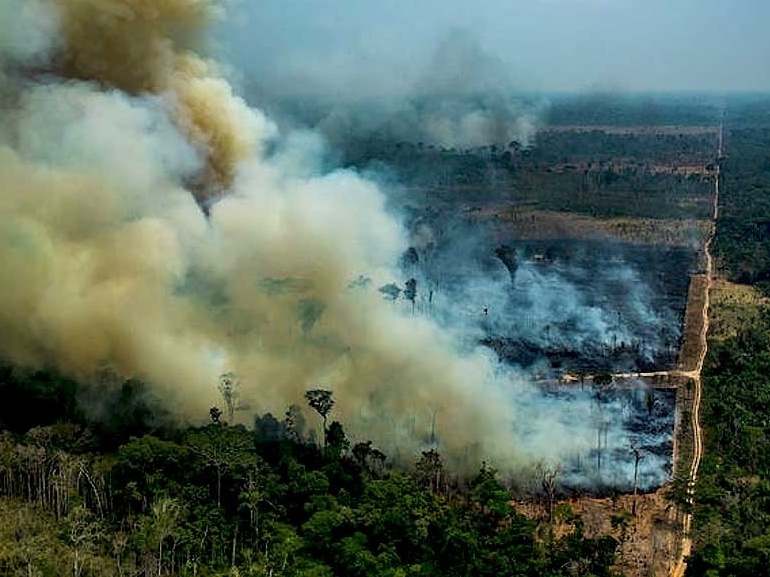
[336,120,704,491]
[390,208,692,491]
[532,383,677,493]
[398,222,694,375]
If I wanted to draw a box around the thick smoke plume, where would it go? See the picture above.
[0,0,673,489]
[53,0,256,199]
[248,30,540,157]
[0,0,521,469]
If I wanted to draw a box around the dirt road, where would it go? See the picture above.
[533,126,721,577]
[669,125,721,577]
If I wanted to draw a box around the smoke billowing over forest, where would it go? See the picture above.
[0,0,686,489]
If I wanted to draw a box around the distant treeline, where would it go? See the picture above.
[713,128,770,291]
[544,94,721,127]
[353,129,714,221]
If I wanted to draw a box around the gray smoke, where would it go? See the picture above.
[389,220,680,490]
[0,0,677,490]
[229,29,541,156]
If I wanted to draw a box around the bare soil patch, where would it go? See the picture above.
[514,489,682,577]
[678,275,708,373]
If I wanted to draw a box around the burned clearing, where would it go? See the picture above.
[411,237,694,375]
[362,125,716,492]
[534,381,677,493]
[381,128,715,376]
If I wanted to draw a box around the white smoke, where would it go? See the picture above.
[0,0,674,487]
[0,0,60,65]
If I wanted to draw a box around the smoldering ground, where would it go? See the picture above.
[0,0,676,489]
[385,218,683,490]
[395,217,688,374]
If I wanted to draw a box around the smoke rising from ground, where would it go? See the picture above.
[407,222,683,373]
[0,0,674,488]
[0,0,523,470]
[394,218,680,489]
[239,29,541,155]
[51,0,257,199]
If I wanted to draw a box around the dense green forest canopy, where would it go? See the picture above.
[713,128,770,291]
[686,124,770,576]
[0,365,620,577]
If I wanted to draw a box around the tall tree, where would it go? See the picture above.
[305,389,334,449]
[284,403,307,443]
[218,372,240,424]
[187,426,252,507]
[325,421,349,458]
[66,506,101,577]
[150,497,182,576]
[416,449,444,494]
[495,244,518,281]
[404,278,417,313]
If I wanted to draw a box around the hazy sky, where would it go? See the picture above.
[221,0,770,97]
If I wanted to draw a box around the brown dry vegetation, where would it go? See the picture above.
[648,165,713,176]
[395,121,719,576]
[708,278,768,340]
[513,490,682,577]
[513,265,706,577]
[677,275,709,373]
[513,373,694,577]
[476,208,710,248]
[513,380,695,577]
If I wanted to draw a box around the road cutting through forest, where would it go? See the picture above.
[668,125,721,577]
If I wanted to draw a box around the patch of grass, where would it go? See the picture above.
[709,279,767,341]
[485,209,710,247]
